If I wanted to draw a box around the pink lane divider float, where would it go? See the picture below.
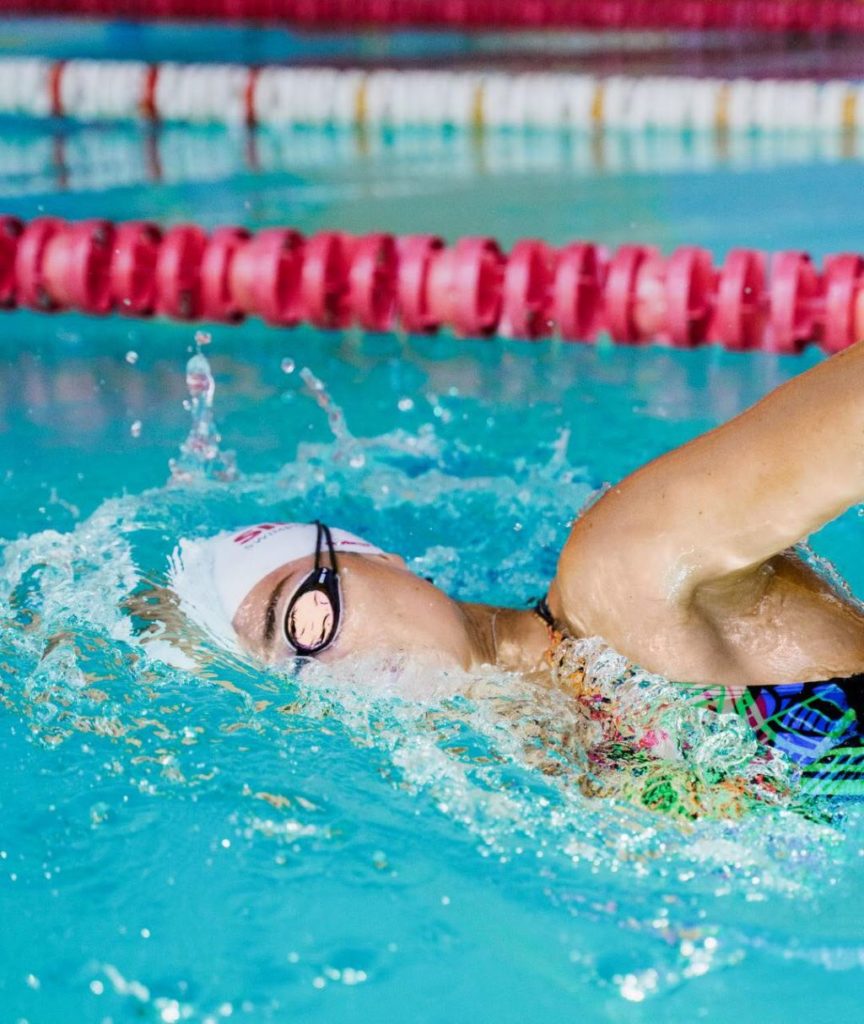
[11,0,864,32]
[3,214,864,354]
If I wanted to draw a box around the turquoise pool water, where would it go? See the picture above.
[4,20,864,1024]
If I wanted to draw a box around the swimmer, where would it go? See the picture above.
[172,340,864,692]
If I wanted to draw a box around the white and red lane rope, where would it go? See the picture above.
[1,57,863,133]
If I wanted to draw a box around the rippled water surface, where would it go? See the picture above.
[4,20,864,1024]
[3,316,863,1024]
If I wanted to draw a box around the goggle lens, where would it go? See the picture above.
[283,523,342,657]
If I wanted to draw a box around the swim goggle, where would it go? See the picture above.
[283,521,342,657]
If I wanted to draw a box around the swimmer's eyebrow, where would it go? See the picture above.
[262,570,300,648]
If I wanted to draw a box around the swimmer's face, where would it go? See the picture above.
[232,552,475,670]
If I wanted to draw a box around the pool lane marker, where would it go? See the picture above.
[1,57,864,134]
[6,0,864,33]
[1,214,862,353]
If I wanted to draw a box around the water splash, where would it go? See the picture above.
[797,540,864,614]
[169,333,237,484]
[547,636,796,821]
[299,366,365,470]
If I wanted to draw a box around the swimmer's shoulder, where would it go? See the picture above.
[549,473,687,638]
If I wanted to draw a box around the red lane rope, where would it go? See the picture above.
[13,0,864,31]
[2,214,862,353]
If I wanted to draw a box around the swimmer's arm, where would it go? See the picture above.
[557,339,864,605]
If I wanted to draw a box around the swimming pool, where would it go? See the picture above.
[3,18,864,1024]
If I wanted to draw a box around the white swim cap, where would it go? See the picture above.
[169,522,384,646]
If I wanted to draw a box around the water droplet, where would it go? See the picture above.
[194,330,211,347]
[171,349,237,483]
[125,350,138,365]
[281,357,295,374]
[158,1001,181,1023]
[90,802,108,826]
[130,420,142,438]
[185,354,214,401]
[397,397,414,412]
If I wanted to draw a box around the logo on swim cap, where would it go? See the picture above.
[233,523,284,546]
[230,522,382,554]
[232,523,299,548]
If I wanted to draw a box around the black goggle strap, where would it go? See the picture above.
[315,520,339,576]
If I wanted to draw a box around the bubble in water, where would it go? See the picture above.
[130,420,142,438]
[281,357,295,374]
[125,351,138,365]
[617,971,654,1002]
[398,397,414,412]
[194,330,211,348]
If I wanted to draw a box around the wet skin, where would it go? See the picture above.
[549,339,864,685]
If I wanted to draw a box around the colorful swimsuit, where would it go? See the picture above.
[533,596,864,797]
[701,675,864,797]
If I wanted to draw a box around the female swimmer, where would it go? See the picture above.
[172,338,864,692]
